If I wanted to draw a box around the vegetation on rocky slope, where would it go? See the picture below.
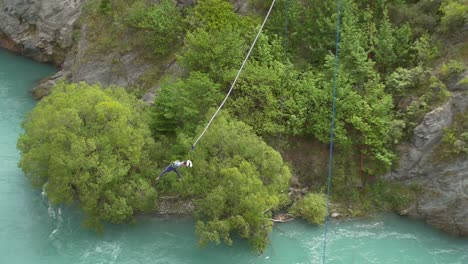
[18,0,467,252]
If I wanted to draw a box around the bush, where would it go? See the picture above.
[434,112,468,161]
[17,82,157,231]
[177,27,246,82]
[395,75,450,137]
[440,60,466,79]
[186,0,249,31]
[288,193,327,224]
[127,0,185,56]
[412,33,439,64]
[458,77,468,87]
[183,113,291,253]
[152,72,223,135]
[440,0,468,34]
[99,0,112,15]
[366,180,415,212]
[385,66,428,101]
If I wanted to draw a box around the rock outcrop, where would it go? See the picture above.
[0,0,84,63]
[0,0,187,99]
[385,77,468,236]
[64,23,155,88]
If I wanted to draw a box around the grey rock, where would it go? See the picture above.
[414,102,453,150]
[331,212,340,218]
[445,70,467,91]
[142,88,157,105]
[165,60,187,81]
[32,70,67,99]
[387,93,468,236]
[233,0,249,14]
[408,159,468,236]
[58,21,155,92]
[1,0,190,99]
[156,196,194,215]
[0,0,84,63]
[141,61,186,104]
[452,92,468,113]
[399,209,409,216]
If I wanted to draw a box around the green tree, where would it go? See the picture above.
[17,82,157,230]
[374,9,397,74]
[266,0,337,65]
[177,113,291,253]
[229,33,297,135]
[385,66,428,103]
[177,27,246,82]
[127,0,185,56]
[186,0,251,32]
[288,58,395,171]
[99,0,112,15]
[152,72,223,135]
[412,33,439,64]
[440,0,468,34]
[178,0,258,82]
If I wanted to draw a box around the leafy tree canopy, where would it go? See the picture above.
[152,72,223,136]
[170,113,291,253]
[18,82,157,230]
[127,0,186,56]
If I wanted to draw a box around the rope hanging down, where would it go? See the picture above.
[322,0,342,263]
[279,0,290,91]
[191,0,277,150]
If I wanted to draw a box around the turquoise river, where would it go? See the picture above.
[0,49,467,264]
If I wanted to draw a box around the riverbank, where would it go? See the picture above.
[1,0,467,238]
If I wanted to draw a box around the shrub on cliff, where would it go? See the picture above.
[288,193,327,224]
[151,72,223,136]
[127,0,185,56]
[440,0,468,34]
[17,82,157,231]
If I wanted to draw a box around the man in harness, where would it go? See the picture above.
[156,160,192,181]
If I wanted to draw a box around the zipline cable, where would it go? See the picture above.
[322,0,342,263]
[191,0,277,150]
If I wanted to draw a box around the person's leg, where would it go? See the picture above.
[175,169,182,180]
[156,165,174,181]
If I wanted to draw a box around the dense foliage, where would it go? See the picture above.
[434,112,468,161]
[126,0,185,56]
[18,82,157,230]
[152,72,223,135]
[288,193,327,224]
[188,114,291,252]
[19,0,467,252]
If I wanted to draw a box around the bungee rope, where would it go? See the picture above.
[190,0,277,150]
[279,0,290,91]
[322,0,342,263]
[186,1,343,262]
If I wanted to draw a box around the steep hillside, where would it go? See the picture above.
[1,0,467,246]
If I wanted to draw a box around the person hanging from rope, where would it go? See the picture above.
[156,160,192,181]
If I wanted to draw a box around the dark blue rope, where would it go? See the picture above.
[280,0,290,91]
[322,0,342,263]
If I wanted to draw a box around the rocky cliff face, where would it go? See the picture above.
[0,0,84,63]
[0,0,188,99]
[385,72,468,236]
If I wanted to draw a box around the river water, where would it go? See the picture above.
[0,48,467,264]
